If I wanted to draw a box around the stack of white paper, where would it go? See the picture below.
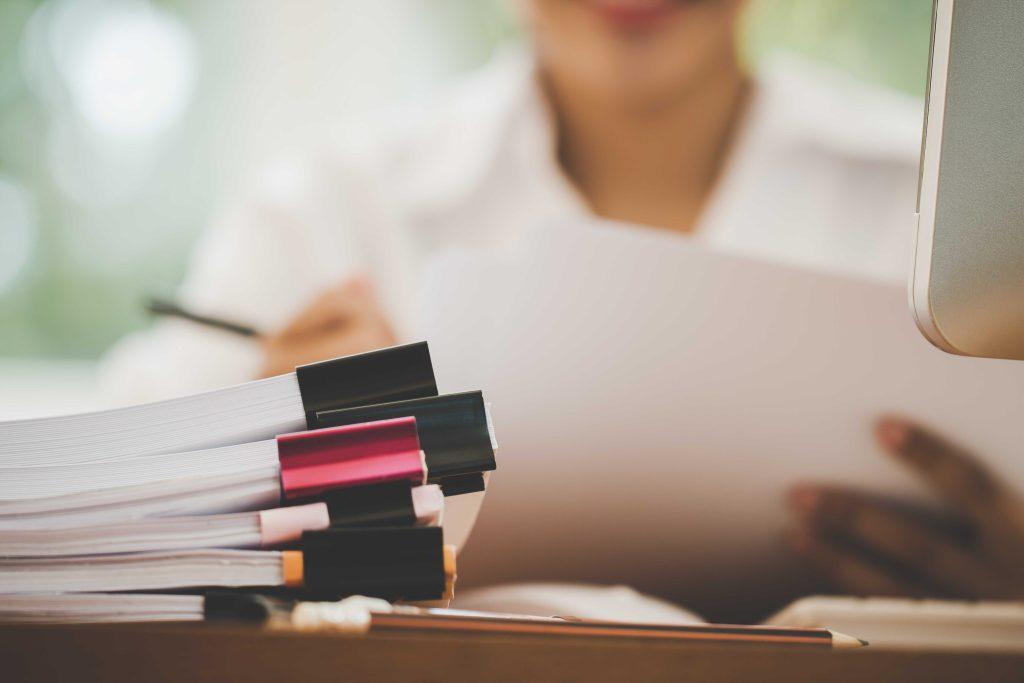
[0,374,306,467]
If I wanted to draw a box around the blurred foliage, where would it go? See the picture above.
[0,0,933,359]
[744,0,934,96]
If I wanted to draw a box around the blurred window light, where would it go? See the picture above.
[21,0,198,141]
[0,176,38,295]
[64,3,197,139]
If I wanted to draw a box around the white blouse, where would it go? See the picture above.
[101,50,925,404]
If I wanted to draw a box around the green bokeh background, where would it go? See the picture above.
[0,0,933,360]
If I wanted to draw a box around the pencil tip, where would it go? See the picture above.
[830,630,868,649]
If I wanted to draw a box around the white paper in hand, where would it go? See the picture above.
[415,220,1024,618]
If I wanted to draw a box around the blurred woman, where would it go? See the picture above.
[106,1,1016,611]
[105,0,920,394]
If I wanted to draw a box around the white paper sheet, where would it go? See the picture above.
[415,220,1024,619]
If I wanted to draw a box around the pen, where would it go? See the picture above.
[146,297,259,337]
[364,612,867,649]
[206,595,866,648]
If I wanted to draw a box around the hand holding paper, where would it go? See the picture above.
[418,219,1024,620]
[789,417,1024,601]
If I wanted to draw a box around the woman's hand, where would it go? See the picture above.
[259,277,397,378]
[788,417,1024,599]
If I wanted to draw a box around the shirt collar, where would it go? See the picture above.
[751,54,924,163]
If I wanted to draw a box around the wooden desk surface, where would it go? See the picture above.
[2,622,1022,683]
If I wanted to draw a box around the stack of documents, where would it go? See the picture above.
[0,342,498,619]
